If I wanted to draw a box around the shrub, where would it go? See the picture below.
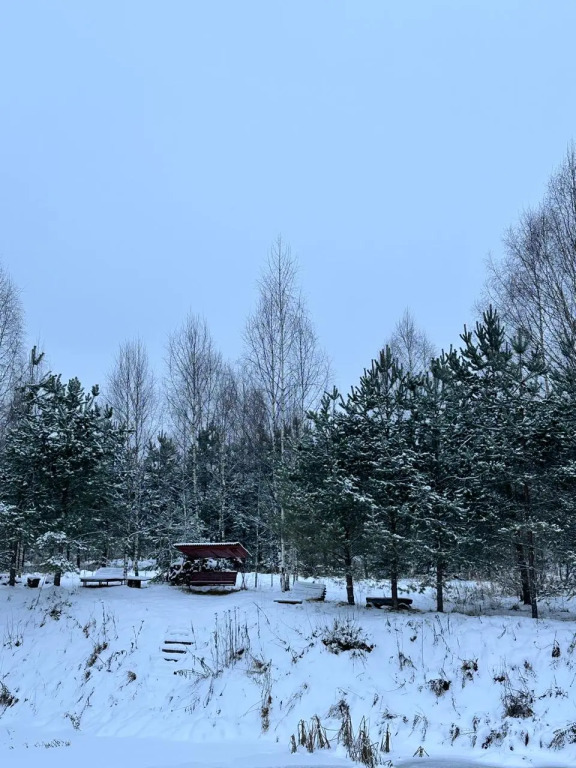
[0,682,18,708]
[320,618,374,656]
[86,641,108,669]
[482,726,508,749]
[461,659,478,681]
[296,715,330,752]
[550,723,576,749]
[428,678,451,697]
[503,689,534,718]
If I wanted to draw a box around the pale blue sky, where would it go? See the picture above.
[1,1,576,393]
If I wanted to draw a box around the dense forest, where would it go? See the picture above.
[3,148,576,621]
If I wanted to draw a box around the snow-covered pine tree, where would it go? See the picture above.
[1,372,122,584]
[0,347,46,583]
[452,308,549,618]
[540,342,576,593]
[284,388,370,604]
[344,347,420,608]
[408,353,470,612]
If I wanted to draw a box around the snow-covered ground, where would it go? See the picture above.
[1,574,575,768]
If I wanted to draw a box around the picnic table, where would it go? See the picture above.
[80,568,154,588]
[80,568,126,587]
[366,596,413,609]
[275,580,327,604]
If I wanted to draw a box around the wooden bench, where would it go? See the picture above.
[275,581,327,605]
[184,571,238,588]
[366,596,413,609]
[126,576,152,588]
[80,568,126,587]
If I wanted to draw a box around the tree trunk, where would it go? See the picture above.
[527,530,538,620]
[516,542,531,605]
[344,546,355,605]
[436,557,444,613]
[254,498,260,589]
[278,467,289,591]
[390,516,399,609]
[8,539,18,586]
[54,544,63,586]
[192,441,199,532]
[279,501,289,591]
[390,572,399,609]
[219,443,226,541]
[134,529,140,577]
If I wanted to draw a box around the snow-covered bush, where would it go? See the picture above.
[320,617,374,655]
[428,677,451,697]
[550,723,576,749]
[41,555,77,575]
[35,531,79,576]
[0,682,18,709]
[503,689,534,718]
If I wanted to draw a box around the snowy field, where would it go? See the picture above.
[1,574,575,768]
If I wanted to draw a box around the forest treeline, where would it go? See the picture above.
[0,238,330,591]
[3,148,576,618]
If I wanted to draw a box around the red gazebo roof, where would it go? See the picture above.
[173,541,250,560]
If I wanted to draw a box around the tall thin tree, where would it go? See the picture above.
[244,237,329,589]
[107,339,158,575]
[165,313,223,539]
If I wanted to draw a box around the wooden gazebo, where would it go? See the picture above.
[168,541,250,588]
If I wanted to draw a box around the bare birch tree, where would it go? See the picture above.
[106,338,158,574]
[289,298,331,433]
[165,313,223,539]
[483,206,554,396]
[0,264,26,579]
[0,262,25,434]
[244,237,329,589]
[484,145,576,384]
[385,308,436,375]
[236,373,274,587]
[210,363,242,542]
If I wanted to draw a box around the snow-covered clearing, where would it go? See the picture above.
[1,575,575,768]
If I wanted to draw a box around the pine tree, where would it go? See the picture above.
[345,347,421,608]
[540,344,576,593]
[409,356,470,612]
[449,309,549,617]
[1,373,122,584]
[285,389,370,604]
[139,433,183,569]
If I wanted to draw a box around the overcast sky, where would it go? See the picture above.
[1,1,576,394]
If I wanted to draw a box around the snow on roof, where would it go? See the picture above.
[174,541,246,547]
[173,542,250,560]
